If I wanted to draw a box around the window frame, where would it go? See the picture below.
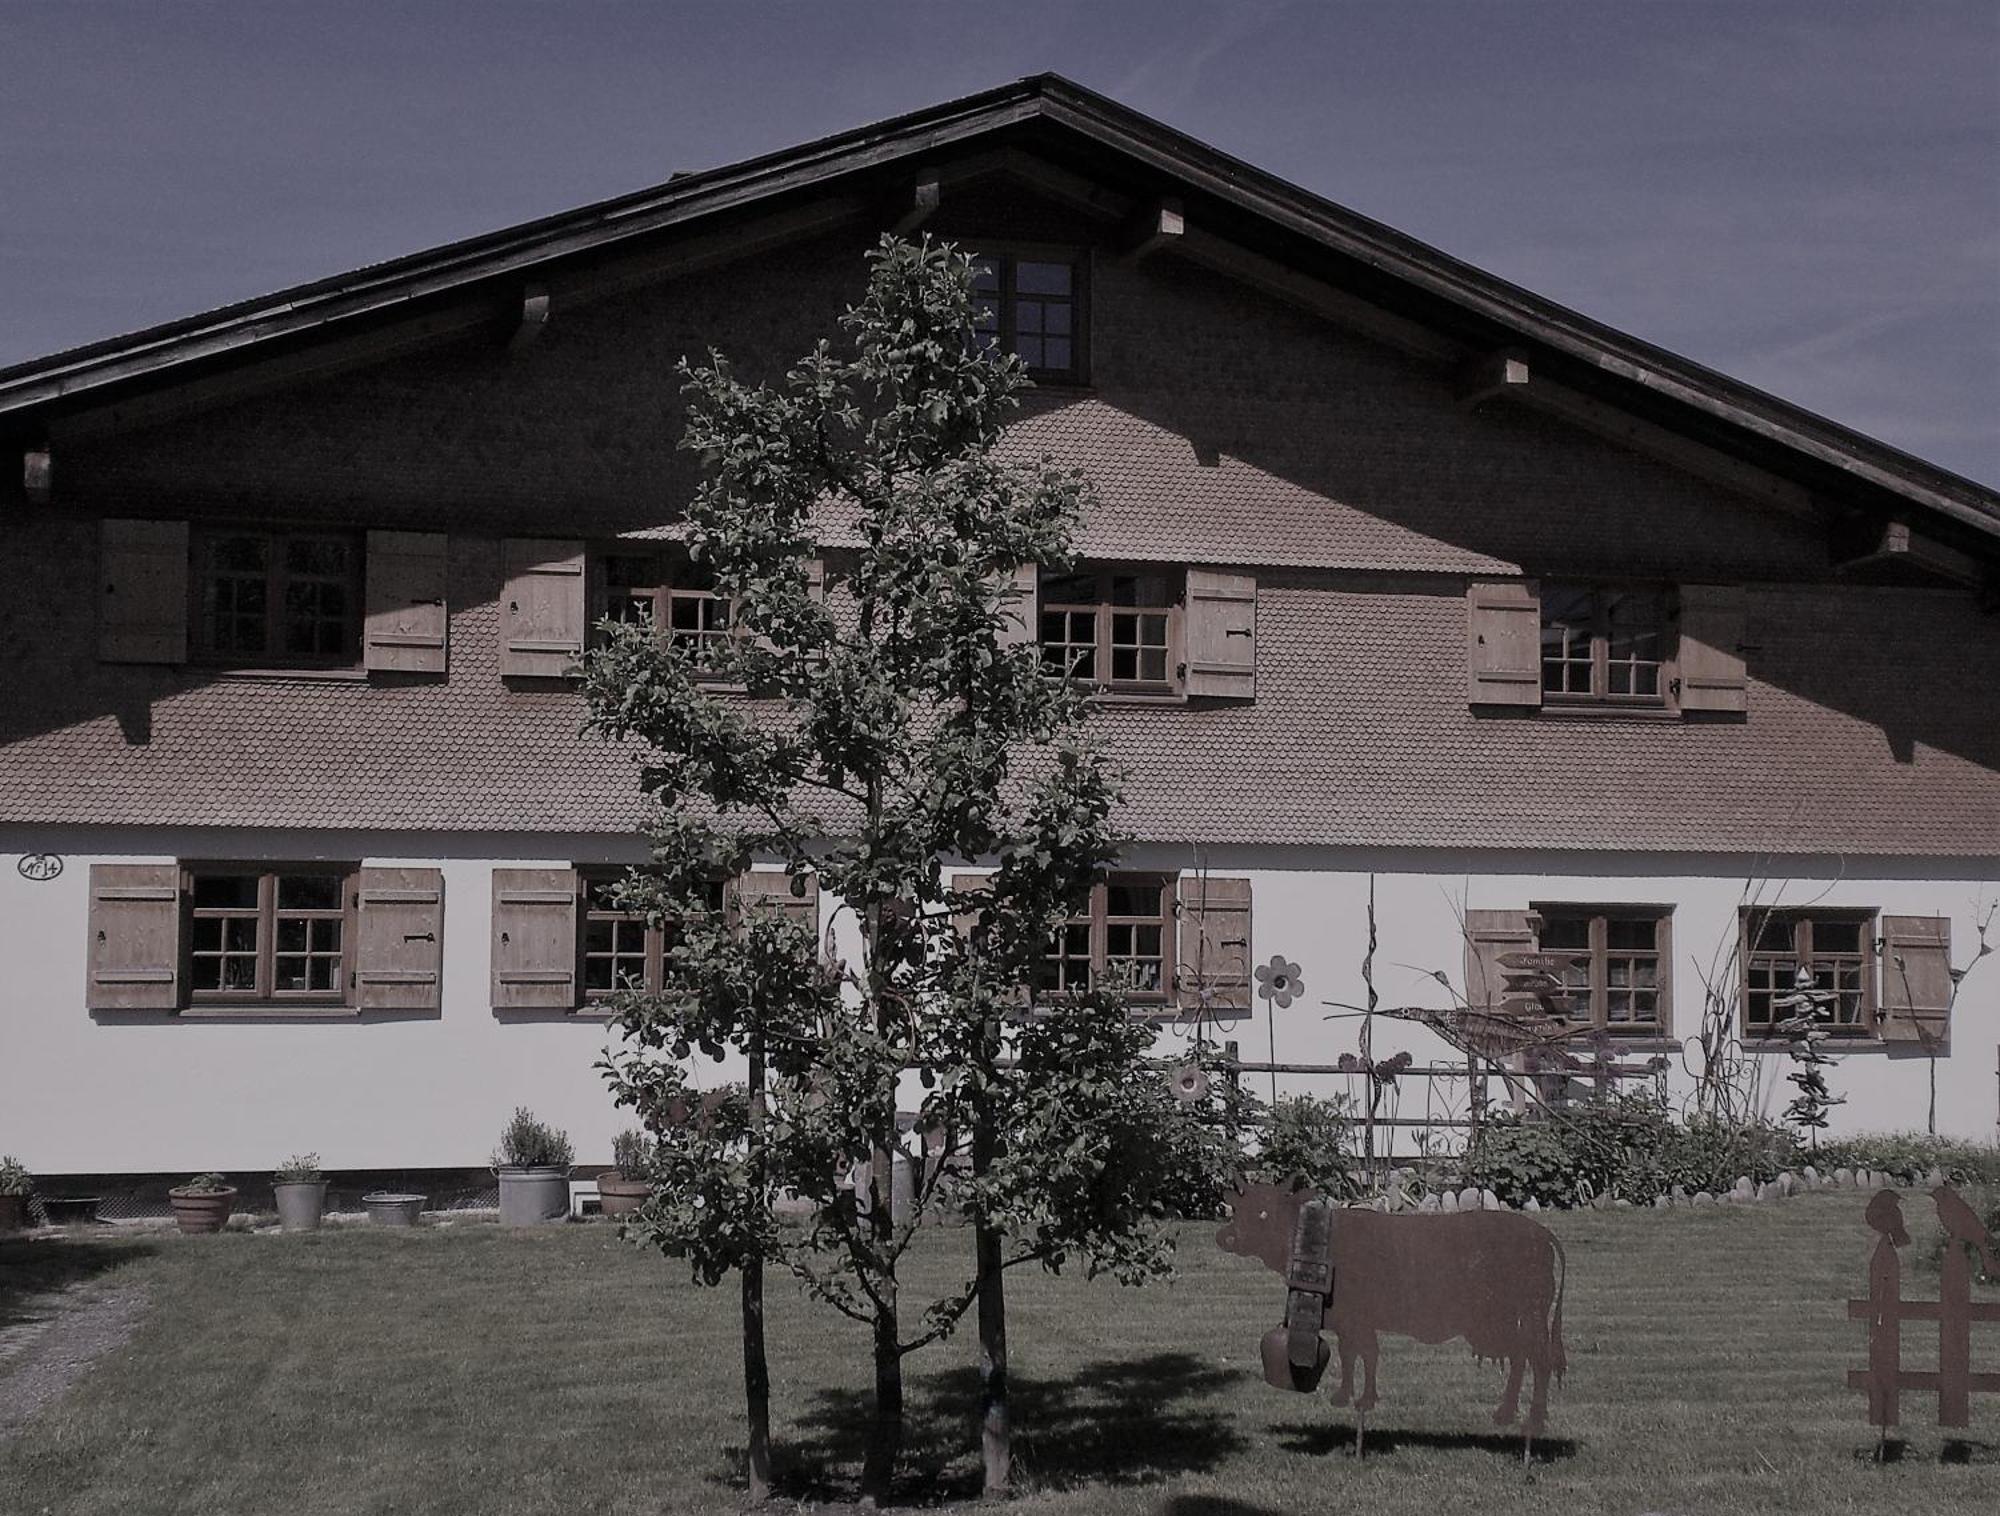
[577,867,728,1004]
[189,525,365,670]
[1740,906,1880,1039]
[592,548,739,679]
[1538,581,1672,708]
[968,245,1090,385]
[1530,904,1673,1037]
[183,862,356,1008]
[1037,872,1177,1009]
[1037,565,1184,698]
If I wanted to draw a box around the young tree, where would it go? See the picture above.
[583,236,1214,1505]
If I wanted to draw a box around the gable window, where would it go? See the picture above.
[1743,908,1876,1037]
[187,865,352,1003]
[1533,906,1671,1035]
[581,871,726,1000]
[1038,874,1174,1005]
[1539,584,1666,703]
[1039,568,1179,694]
[971,253,1084,382]
[597,551,735,670]
[194,528,361,665]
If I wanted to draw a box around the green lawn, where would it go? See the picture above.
[2,1191,1997,1514]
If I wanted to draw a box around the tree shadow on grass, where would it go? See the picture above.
[768,1350,1248,1506]
[0,1237,156,1330]
[1274,1418,1579,1464]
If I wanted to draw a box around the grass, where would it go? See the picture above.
[2,1191,1997,1514]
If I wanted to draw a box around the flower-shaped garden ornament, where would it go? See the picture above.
[1255,956,1304,1008]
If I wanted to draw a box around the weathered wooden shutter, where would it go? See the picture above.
[364,531,449,674]
[1675,584,1749,716]
[1465,580,1541,708]
[491,867,578,1009]
[1178,876,1251,1012]
[804,556,827,602]
[86,863,182,1010]
[352,867,444,1011]
[733,869,821,935]
[1878,916,1952,1043]
[1462,909,1536,1012]
[995,563,1037,648]
[499,539,586,677]
[1183,568,1256,699]
[98,519,188,664]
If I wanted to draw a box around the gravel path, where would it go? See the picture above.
[0,1278,150,1439]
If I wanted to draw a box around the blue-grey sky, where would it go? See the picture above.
[2,1,1994,485]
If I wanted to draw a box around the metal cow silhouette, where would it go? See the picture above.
[1217,1179,1568,1438]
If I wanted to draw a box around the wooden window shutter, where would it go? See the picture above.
[952,870,994,942]
[1462,909,1536,1012]
[98,519,188,664]
[1466,580,1541,708]
[352,867,444,1012]
[995,563,1037,648]
[733,870,821,935]
[1675,584,1749,716]
[1183,568,1256,699]
[491,867,578,1009]
[805,557,827,602]
[499,539,586,677]
[1878,916,1952,1043]
[364,531,449,674]
[1178,876,1251,1012]
[86,863,182,1010]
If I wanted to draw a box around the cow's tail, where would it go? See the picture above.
[1548,1233,1567,1384]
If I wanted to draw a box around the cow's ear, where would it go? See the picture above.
[1287,1173,1312,1195]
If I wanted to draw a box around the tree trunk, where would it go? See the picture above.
[860,1140,902,1506]
[743,1038,773,1502]
[975,1217,1010,1495]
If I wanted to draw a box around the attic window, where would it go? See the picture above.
[971,253,1084,382]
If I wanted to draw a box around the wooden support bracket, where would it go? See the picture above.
[1456,350,1531,409]
[509,284,551,353]
[1121,198,1185,260]
[891,169,941,235]
[23,446,51,505]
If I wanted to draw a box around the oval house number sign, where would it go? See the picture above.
[17,854,63,882]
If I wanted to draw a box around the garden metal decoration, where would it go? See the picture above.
[1850,1186,2000,1435]
[1218,1178,1567,1459]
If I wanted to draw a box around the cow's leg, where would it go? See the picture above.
[1524,1348,1550,1441]
[1328,1331,1356,1407]
[1352,1327,1380,1414]
[1492,1351,1525,1426]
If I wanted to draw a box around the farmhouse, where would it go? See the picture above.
[2,75,1996,1179]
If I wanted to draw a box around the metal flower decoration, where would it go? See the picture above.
[1255,955,1304,1008]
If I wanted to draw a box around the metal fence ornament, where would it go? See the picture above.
[1218,1178,1567,1458]
[1168,1063,1210,1103]
[1256,956,1305,1009]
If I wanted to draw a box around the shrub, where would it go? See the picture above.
[273,1153,323,1183]
[1814,1132,2000,1187]
[610,1129,653,1179]
[0,1156,32,1196]
[174,1173,230,1194]
[494,1108,574,1169]
[1256,1094,1360,1202]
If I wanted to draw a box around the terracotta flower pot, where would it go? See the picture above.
[596,1174,651,1217]
[0,1194,28,1232]
[169,1187,238,1235]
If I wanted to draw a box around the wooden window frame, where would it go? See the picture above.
[1538,582,1671,708]
[577,868,727,1003]
[1038,872,1176,1008]
[1037,565,1183,697]
[1531,904,1672,1037]
[593,549,738,679]
[969,246,1089,384]
[190,525,365,670]
[1741,906,1879,1039]
[184,862,356,1008]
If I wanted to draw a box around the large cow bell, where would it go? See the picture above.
[1262,1323,1331,1391]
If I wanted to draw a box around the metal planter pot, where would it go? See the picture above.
[273,1180,329,1233]
[362,1192,426,1228]
[496,1166,570,1226]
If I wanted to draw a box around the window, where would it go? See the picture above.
[194,528,361,665]
[1533,907,1670,1035]
[971,253,1085,381]
[1743,909,1877,1037]
[1037,874,1174,1005]
[1539,584,1666,702]
[580,871,725,1000]
[597,552,735,669]
[186,866,352,1003]
[1039,568,1179,694]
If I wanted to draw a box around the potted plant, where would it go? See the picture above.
[0,1156,32,1232]
[272,1153,329,1232]
[168,1173,238,1235]
[597,1130,654,1218]
[361,1191,427,1227]
[493,1107,573,1226]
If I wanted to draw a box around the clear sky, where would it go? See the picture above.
[2,1,1994,485]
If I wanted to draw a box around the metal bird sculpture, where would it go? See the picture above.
[1864,1188,1910,1248]
[1932,1186,2000,1276]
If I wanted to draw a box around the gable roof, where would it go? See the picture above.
[3,72,1995,554]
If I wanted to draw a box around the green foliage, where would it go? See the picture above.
[175,1173,230,1194]
[272,1153,322,1183]
[494,1108,574,1170]
[1814,1132,2000,1186]
[610,1130,654,1180]
[1255,1095,1360,1202]
[1465,1097,1802,1208]
[0,1156,32,1196]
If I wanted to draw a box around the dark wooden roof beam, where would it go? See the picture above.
[507,284,551,353]
[1834,518,1988,588]
[889,169,941,235]
[1119,198,1185,260]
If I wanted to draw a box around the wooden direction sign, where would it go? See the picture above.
[1496,951,1590,973]
[1502,971,1568,994]
[1498,995,1580,1017]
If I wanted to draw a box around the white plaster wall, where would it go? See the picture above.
[3,829,1996,1174]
